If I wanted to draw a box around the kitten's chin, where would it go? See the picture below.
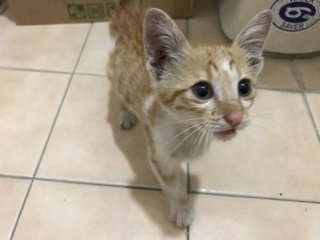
[214,129,237,141]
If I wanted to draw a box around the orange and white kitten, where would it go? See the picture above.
[108,0,272,227]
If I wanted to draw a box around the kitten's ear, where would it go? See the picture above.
[232,10,272,75]
[143,8,188,81]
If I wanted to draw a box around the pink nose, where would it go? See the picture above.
[224,111,243,127]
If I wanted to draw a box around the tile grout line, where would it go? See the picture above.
[305,89,320,94]
[8,24,94,240]
[32,177,320,205]
[191,190,320,205]
[34,177,320,205]
[288,60,307,91]
[2,169,320,206]
[75,72,106,78]
[35,177,320,205]
[0,65,108,78]
[35,177,161,192]
[0,66,71,75]
[288,61,320,142]
[30,23,94,176]
[0,173,32,181]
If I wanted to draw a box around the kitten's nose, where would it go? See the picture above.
[224,110,243,127]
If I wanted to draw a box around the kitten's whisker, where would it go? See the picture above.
[162,121,207,148]
[191,126,206,157]
[198,125,208,148]
[170,124,206,155]
[174,117,206,124]
[193,123,208,157]
[196,123,210,153]
[204,125,211,149]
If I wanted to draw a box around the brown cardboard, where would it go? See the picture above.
[8,0,193,25]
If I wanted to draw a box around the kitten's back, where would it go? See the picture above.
[108,0,152,117]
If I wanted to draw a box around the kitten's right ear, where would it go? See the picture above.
[143,8,188,81]
[232,10,272,76]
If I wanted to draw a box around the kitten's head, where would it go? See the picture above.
[143,9,272,140]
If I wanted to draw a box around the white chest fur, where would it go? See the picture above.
[151,109,211,161]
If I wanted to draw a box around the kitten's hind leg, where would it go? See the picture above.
[118,105,137,130]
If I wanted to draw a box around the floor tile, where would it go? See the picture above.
[76,19,187,76]
[191,194,320,240]
[192,0,219,19]
[13,181,185,240]
[295,56,320,91]
[258,58,299,90]
[76,22,110,75]
[0,14,90,72]
[307,93,320,135]
[38,74,158,187]
[188,17,230,47]
[190,90,320,201]
[0,178,30,240]
[0,70,69,176]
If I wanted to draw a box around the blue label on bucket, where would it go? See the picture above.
[271,0,320,32]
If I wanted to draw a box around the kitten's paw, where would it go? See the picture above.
[170,202,194,228]
[118,110,137,130]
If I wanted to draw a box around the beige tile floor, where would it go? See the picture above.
[1,1,320,239]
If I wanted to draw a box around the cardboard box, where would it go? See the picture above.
[8,0,193,25]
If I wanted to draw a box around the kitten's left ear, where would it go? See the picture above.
[232,10,273,76]
[143,8,188,81]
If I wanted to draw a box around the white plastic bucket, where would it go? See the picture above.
[219,0,320,55]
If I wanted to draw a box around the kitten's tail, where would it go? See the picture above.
[111,0,142,17]
[109,0,144,38]
[117,0,142,9]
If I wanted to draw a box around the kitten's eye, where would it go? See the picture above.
[238,79,251,97]
[192,81,213,100]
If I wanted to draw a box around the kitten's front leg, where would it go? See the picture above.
[149,155,194,227]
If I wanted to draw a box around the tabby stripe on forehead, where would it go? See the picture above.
[208,64,224,100]
[229,59,235,67]
[206,60,218,98]
[229,58,241,77]
[208,60,218,72]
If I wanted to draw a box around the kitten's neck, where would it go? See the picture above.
[151,105,211,160]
